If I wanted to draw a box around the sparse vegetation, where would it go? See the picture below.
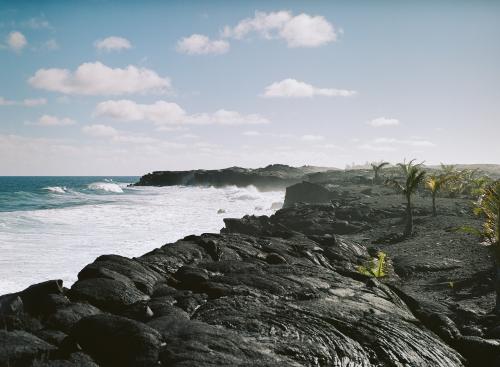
[387,159,426,236]
[458,180,500,312]
[371,161,390,184]
[357,251,387,278]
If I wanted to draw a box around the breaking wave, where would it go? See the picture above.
[87,182,124,193]
[43,186,67,194]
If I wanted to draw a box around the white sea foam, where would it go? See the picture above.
[87,182,124,193]
[0,185,284,293]
[43,186,67,194]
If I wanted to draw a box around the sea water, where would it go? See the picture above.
[0,177,284,294]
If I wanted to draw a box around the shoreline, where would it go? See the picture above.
[1,166,499,366]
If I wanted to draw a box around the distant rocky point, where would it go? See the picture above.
[134,164,335,190]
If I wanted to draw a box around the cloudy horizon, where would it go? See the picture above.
[1,1,499,175]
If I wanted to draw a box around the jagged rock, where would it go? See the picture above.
[77,254,163,295]
[283,181,339,207]
[265,252,288,264]
[35,352,99,367]
[120,300,154,322]
[0,294,23,316]
[71,314,162,367]
[34,329,68,347]
[45,303,101,333]
[0,330,56,366]
[69,278,149,313]
[148,316,291,366]
[18,280,64,315]
[454,335,500,366]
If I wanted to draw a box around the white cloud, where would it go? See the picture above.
[243,131,261,136]
[82,124,118,138]
[262,78,356,98]
[94,36,132,51]
[29,62,171,95]
[301,134,325,141]
[222,11,337,48]
[94,100,269,126]
[0,97,47,107]
[176,34,229,55]
[6,31,27,51]
[366,117,400,127]
[36,114,76,126]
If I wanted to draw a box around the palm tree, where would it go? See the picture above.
[425,174,450,216]
[371,162,390,184]
[387,159,426,236]
[473,181,500,312]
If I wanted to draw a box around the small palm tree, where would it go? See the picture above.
[425,174,450,216]
[471,181,500,312]
[474,181,500,248]
[387,159,426,236]
[371,162,390,184]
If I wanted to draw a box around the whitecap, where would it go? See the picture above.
[87,182,124,193]
[43,186,67,194]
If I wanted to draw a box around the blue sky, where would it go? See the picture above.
[0,0,499,175]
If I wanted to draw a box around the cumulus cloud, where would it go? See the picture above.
[94,36,132,51]
[176,34,229,55]
[6,31,27,51]
[0,97,47,106]
[35,114,76,126]
[222,11,337,48]
[94,100,269,126]
[28,62,171,95]
[301,134,325,141]
[366,117,400,127]
[262,78,356,98]
[82,124,118,138]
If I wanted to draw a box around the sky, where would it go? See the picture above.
[0,0,499,175]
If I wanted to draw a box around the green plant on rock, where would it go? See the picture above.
[357,251,387,278]
[474,181,500,247]
[459,180,500,312]
[371,161,390,185]
[387,159,426,237]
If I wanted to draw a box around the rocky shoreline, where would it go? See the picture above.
[2,167,500,366]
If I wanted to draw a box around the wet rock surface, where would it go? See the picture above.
[2,168,500,366]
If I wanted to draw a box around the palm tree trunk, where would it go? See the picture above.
[432,193,437,216]
[404,195,413,236]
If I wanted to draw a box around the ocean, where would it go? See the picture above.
[0,177,284,294]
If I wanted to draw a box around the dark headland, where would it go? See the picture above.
[2,163,500,366]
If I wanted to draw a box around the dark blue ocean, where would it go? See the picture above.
[0,176,138,212]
